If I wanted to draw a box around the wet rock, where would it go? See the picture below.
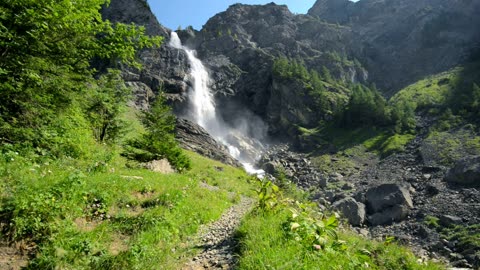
[318,177,328,189]
[342,182,354,190]
[330,172,344,182]
[353,191,366,203]
[423,174,432,180]
[325,191,336,203]
[425,184,440,196]
[332,197,366,226]
[262,161,277,175]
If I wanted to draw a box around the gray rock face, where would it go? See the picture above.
[308,0,354,24]
[175,118,240,167]
[365,183,413,225]
[101,0,167,36]
[309,0,480,95]
[445,156,480,187]
[332,197,366,226]
[182,3,366,137]
[103,0,480,148]
[102,0,191,112]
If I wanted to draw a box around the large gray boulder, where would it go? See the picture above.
[332,197,366,226]
[445,156,480,187]
[365,184,413,225]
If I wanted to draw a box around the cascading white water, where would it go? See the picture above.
[169,32,265,176]
[169,33,222,139]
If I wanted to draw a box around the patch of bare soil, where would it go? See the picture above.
[0,241,31,270]
[109,235,129,256]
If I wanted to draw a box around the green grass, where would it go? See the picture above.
[308,127,414,174]
[0,150,253,269]
[120,106,146,142]
[365,133,416,158]
[236,208,444,270]
[0,146,448,270]
[390,68,459,112]
[424,216,440,229]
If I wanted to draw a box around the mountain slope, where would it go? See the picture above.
[309,0,480,94]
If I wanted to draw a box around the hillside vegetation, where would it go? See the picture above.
[1,1,475,269]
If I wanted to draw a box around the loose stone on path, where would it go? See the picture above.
[183,196,255,270]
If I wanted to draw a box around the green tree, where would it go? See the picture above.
[272,57,290,77]
[124,96,191,172]
[322,66,334,83]
[341,84,389,128]
[0,0,161,148]
[390,100,416,133]
[86,70,131,143]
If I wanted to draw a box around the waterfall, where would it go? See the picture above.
[169,32,265,176]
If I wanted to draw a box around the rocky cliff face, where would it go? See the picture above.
[102,0,191,112]
[309,0,480,95]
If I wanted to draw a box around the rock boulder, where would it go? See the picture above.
[365,183,413,225]
[445,156,480,187]
[332,197,366,226]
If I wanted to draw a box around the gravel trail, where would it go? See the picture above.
[182,196,255,270]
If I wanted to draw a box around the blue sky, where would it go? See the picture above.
[148,0,318,30]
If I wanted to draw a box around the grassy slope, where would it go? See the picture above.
[0,149,253,269]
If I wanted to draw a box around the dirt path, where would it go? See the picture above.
[182,195,255,270]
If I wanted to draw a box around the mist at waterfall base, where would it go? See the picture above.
[169,32,266,176]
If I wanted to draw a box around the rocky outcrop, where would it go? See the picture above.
[308,0,354,24]
[445,156,480,187]
[103,0,480,145]
[365,183,413,225]
[175,118,240,167]
[101,0,167,36]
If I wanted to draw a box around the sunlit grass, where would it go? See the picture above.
[0,149,253,269]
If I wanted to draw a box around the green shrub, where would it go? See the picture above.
[283,201,342,251]
[424,215,440,228]
[254,178,281,212]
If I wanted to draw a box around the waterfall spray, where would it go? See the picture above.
[169,32,265,176]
